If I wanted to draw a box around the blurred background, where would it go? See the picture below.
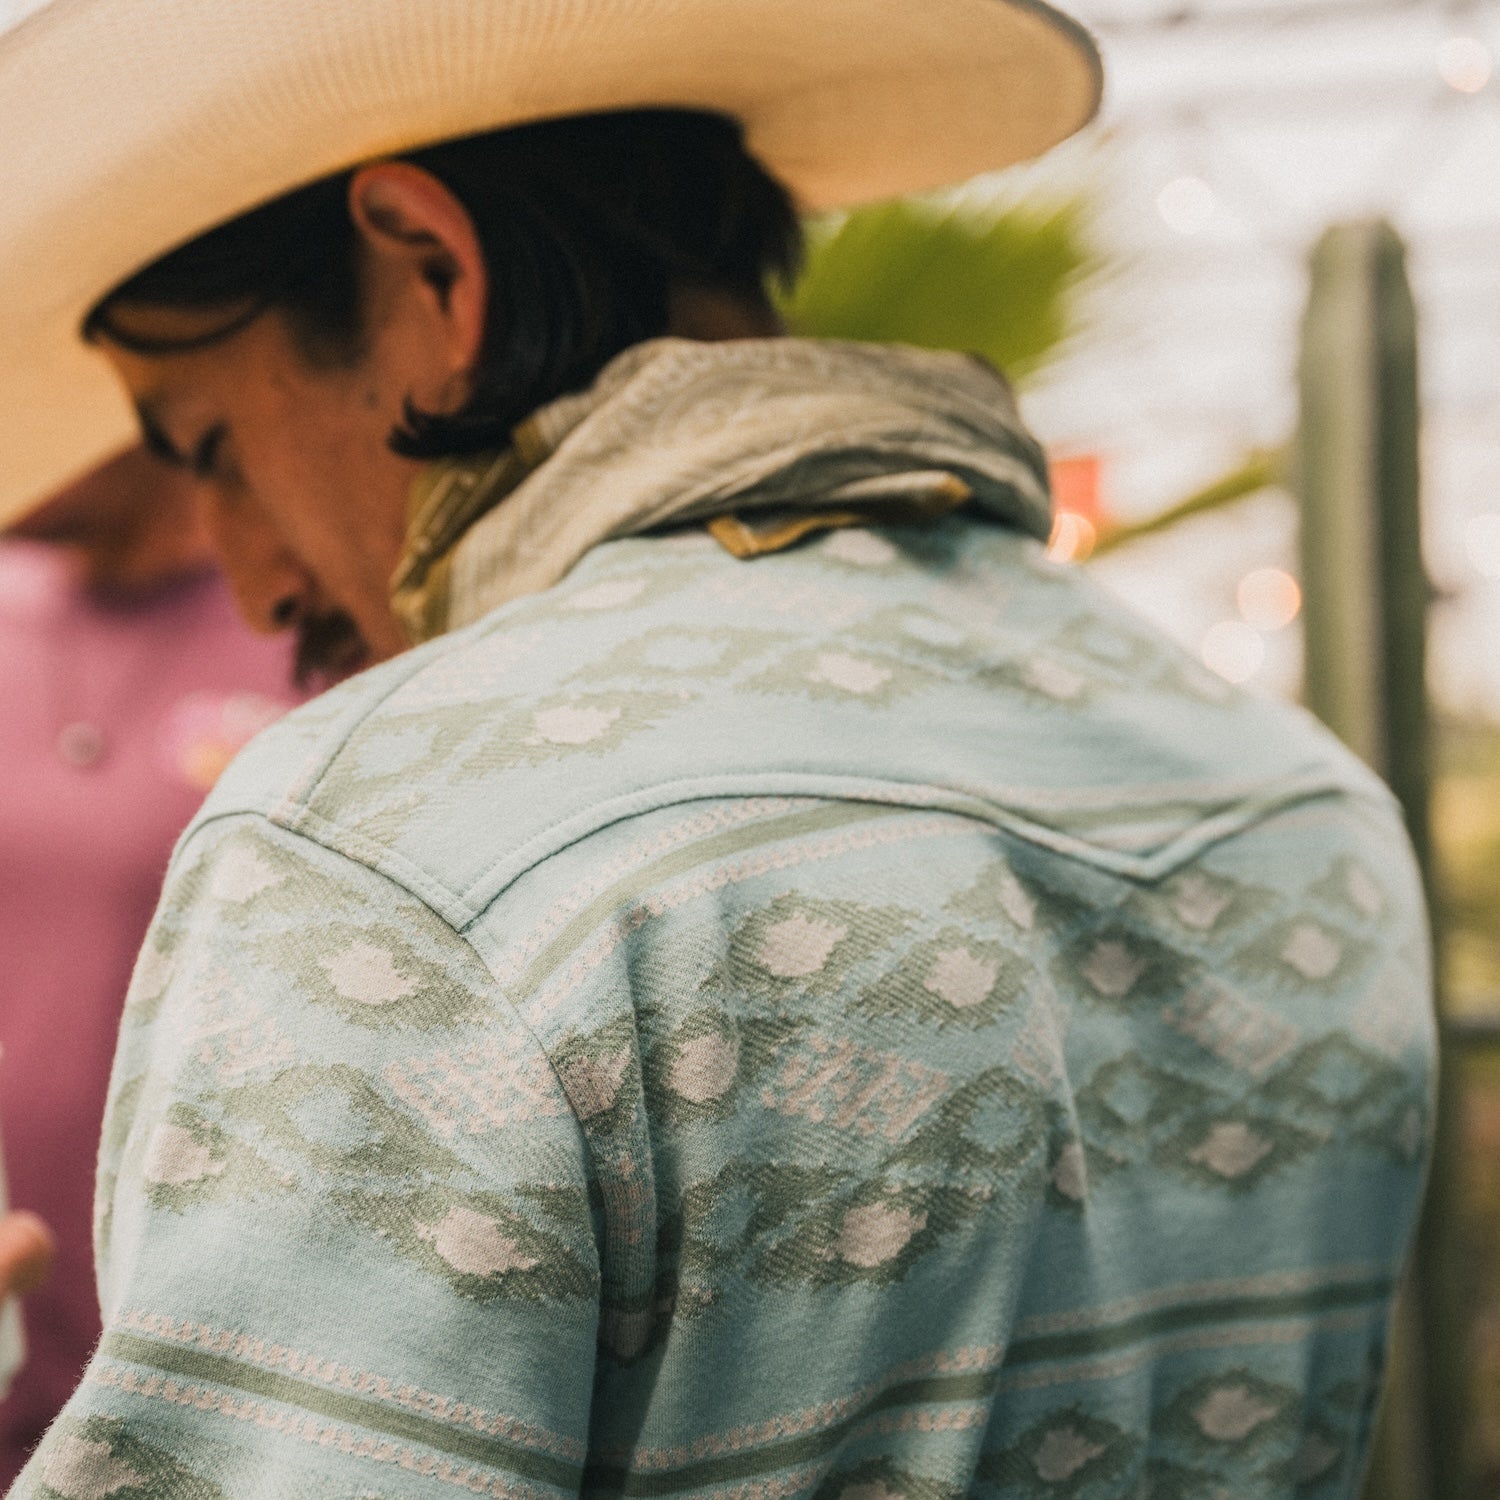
[786,0,1499,1491]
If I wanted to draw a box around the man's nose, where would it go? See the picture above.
[203,492,307,636]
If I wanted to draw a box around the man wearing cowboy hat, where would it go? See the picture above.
[2,2,1432,1496]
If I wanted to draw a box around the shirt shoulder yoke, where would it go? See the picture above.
[185,530,1399,934]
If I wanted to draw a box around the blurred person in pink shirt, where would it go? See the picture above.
[0,448,303,1483]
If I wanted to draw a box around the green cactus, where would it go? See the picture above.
[1297,222,1428,853]
[1297,220,1465,1500]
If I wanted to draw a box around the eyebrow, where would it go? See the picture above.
[134,398,186,468]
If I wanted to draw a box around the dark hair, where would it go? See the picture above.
[87,109,802,458]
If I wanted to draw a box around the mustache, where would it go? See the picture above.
[293,608,370,689]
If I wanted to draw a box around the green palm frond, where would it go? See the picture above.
[778,196,1096,384]
[1093,449,1286,554]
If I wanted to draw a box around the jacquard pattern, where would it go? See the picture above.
[14,515,1431,1500]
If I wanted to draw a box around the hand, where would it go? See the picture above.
[0,1212,53,1298]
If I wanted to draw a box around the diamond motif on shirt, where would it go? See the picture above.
[1171,872,1235,932]
[641,634,728,671]
[1346,864,1383,917]
[1051,1141,1089,1202]
[670,1033,740,1104]
[129,941,174,1007]
[986,1405,1137,1493]
[1033,1423,1108,1483]
[925,946,1002,1009]
[417,1205,541,1277]
[900,611,966,648]
[319,942,418,1007]
[945,860,1040,933]
[1012,999,1068,1088]
[1023,656,1087,702]
[1280,923,1343,980]
[209,844,283,903]
[833,1201,928,1267]
[42,1436,148,1500]
[567,576,647,610]
[1192,1382,1281,1442]
[996,867,1037,929]
[806,652,892,695]
[1080,939,1147,998]
[556,1047,634,1120]
[1187,1121,1273,1180]
[345,1180,596,1303]
[758,914,849,977]
[143,1123,224,1187]
[531,703,623,745]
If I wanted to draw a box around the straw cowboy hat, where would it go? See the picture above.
[0,0,1101,528]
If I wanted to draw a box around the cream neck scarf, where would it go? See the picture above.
[390,337,1053,644]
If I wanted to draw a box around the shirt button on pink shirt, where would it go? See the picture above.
[0,540,304,1485]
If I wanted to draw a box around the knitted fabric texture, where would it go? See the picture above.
[13,353,1432,1500]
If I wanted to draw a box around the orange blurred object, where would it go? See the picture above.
[1048,453,1102,523]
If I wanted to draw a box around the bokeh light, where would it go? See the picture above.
[1156,175,1216,236]
[1439,35,1493,95]
[1047,511,1098,564]
[1236,567,1302,632]
[1201,620,1265,683]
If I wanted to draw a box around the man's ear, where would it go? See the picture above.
[346,161,488,380]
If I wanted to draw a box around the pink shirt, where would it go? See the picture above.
[0,542,302,1482]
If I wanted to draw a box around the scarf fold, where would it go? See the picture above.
[390,337,1053,644]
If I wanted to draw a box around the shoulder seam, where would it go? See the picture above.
[187,766,1388,936]
[172,806,472,938]
[168,808,603,1188]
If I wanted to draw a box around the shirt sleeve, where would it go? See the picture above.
[11,814,599,1500]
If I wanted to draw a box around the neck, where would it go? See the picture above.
[666,286,784,342]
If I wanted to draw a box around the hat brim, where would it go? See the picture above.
[0,0,1100,526]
